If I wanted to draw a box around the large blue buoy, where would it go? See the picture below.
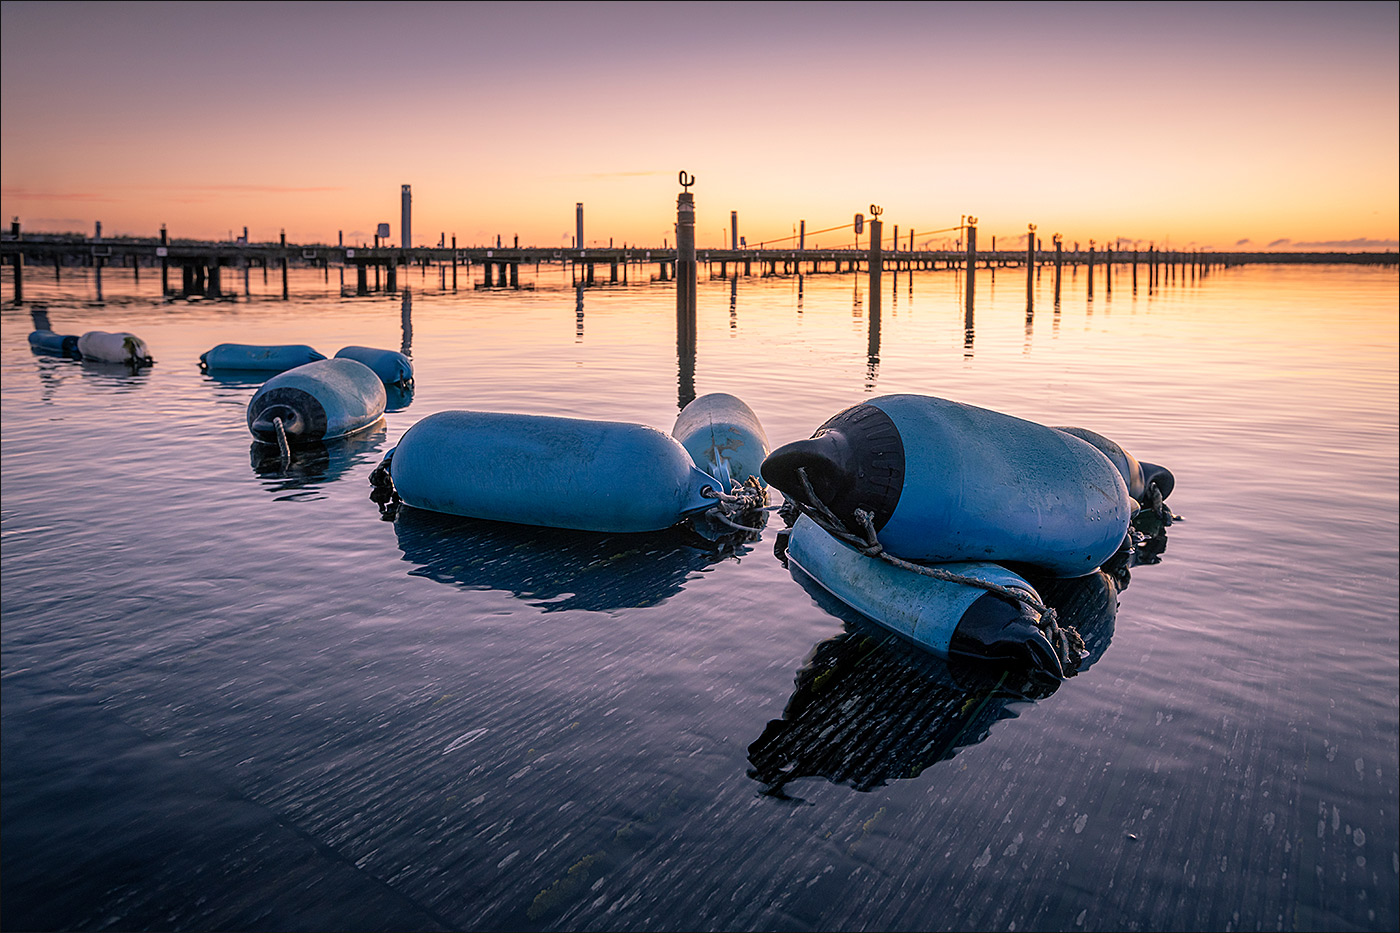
[387,411,727,533]
[246,358,386,446]
[1053,426,1174,505]
[201,343,325,372]
[334,346,413,387]
[28,330,81,358]
[784,514,1062,675]
[671,392,769,487]
[77,331,153,366]
[762,394,1130,577]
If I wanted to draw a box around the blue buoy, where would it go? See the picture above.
[77,331,153,366]
[201,343,325,372]
[762,394,1131,577]
[1053,426,1174,505]
[334,346,413,387]
[671,392,769,487]
[388,411,726,533]
[785,514,1062,675]
[246,358,386,446]
[28,330,81,359]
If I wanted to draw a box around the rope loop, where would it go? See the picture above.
[273,416,291,464]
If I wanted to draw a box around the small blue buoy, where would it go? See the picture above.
[334,346,413,387]
[785,514,1062,676]
[201,343,325,372]
[388,410,725,533]
[762,394,1131,577]
[247,358,386,447]
[28,330,81,359]
[77,331,153,366]
[672,392,769,488]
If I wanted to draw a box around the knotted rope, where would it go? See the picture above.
[700,476,769,533]
[273,416,292,465]
[788,466,1084,669]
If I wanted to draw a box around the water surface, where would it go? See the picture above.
[2,259,1396,931]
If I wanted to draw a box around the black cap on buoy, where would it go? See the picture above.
[761,404,906,530]
[1139,461,1174,499]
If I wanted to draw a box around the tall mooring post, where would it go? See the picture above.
[799,220,805,251]
[964,217,978,316]
[576,203,584,252]
[1053,233,1063,308]
[867,205,883,315]
[675,171,698,408]
[401,185,412,249]
[1026,223,1037,309]
[159,224,169,295]
[8,217,21,304]
[1087,240,1096,299]
[730,211,738,251]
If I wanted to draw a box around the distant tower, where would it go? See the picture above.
[401,185,412,249]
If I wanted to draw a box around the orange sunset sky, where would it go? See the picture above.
[2,1,1396,252]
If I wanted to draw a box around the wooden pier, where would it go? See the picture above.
[1,224,1393,303]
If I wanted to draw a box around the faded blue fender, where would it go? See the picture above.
[389,410,723,533]
[763,394,1131,577]
[335,346,413,387]
[785,514,1062,675]
[671,392,769,487]
[28,330,81,358]
[247,358,386,445]
[1053,426,1175,504]
[202,343,325,372]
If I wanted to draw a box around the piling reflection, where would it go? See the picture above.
[747,519,1167,798]
[392,507,763,613]
[250,423,387,495]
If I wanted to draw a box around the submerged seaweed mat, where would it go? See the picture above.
[2,263,1396,931]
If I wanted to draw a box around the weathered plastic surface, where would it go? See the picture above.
[1053,426,1175,502]
[334,346,413,386]
[671,392,770,488]
[390,410,721,533]
[246,358,386,444]
[202,343,325,372]
[763,394,1131,576]
[28,330,80,357]
[786,514,1040,656]
[77,331,152,365]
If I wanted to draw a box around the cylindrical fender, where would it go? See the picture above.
[77,331,153,366]
[763,394,1130,576]
[334,346,413,387]
[1053,426,1174,502]
[671,392,769,487]
[201,343,325,372]
[389,410,722,533]
[785,514,1062,676]
[28,330,81,358]
[247,358,386,445]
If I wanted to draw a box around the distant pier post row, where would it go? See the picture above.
[2,180,1394,303]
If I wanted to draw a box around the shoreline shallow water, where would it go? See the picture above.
[3,262,1396,931]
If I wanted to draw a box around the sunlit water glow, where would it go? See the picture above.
[2,260,1396,932]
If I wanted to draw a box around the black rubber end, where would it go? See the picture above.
[950,592,1064,679]
[760,404,905,531]
[1138,461,1174,499]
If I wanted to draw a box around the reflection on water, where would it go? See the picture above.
[250,423,387,497]
[749,518,1166,797]
[393,506,764,612]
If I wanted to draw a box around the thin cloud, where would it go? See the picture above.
[1235,238,1252,246]
[1,187,119,203]
[165,184,347,194]
[573,171,668,179]
[1267,238,1292,248]
[1294,237,1398,249]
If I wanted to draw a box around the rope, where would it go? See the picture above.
[790,466,1084,669]
[701,477,769,532]
[273,416,291,463]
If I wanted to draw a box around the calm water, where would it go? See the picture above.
[2,259,1396,932]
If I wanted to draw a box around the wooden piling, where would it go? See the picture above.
[1026,223,1036,308]
[868,209,883,316]
[964,218,977,317]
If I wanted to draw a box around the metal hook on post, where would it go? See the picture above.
[869,204,883,218]
[678,170,695,191]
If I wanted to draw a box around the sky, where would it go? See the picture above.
[2,1,1396,251]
